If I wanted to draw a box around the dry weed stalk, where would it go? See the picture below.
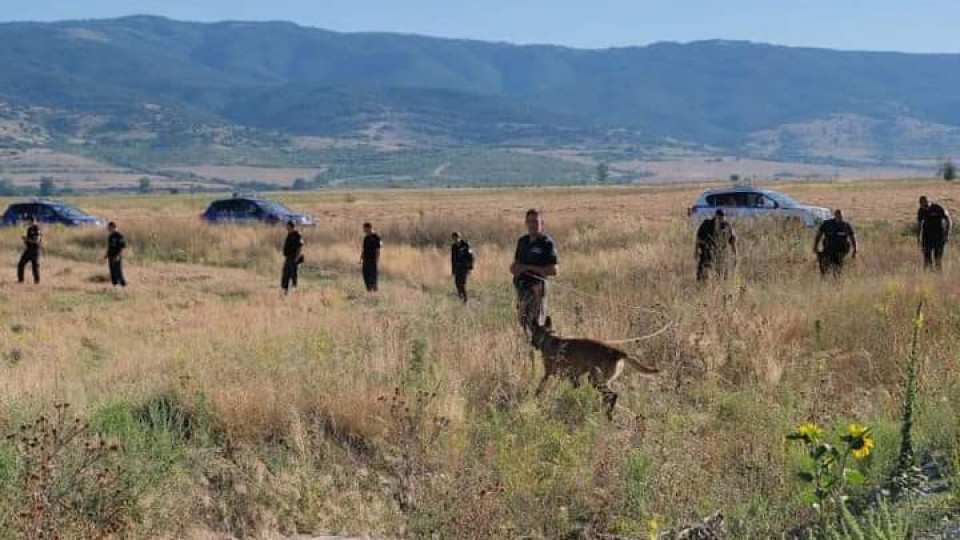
[5,402,129,540]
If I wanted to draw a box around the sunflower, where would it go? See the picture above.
[847,423,874,459]
[797,422,823,441]
[851,436,875,460]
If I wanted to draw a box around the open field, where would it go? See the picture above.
[2,180,960,538]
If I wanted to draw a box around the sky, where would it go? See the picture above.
[0,0,957,53]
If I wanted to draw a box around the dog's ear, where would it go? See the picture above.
[544,316,553,329]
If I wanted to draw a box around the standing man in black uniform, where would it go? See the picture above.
[360,222,382,292]
[814,209,858,277]
[450,232,474,303]
[510,209,558,333]
[695,209,737,282]
[281,220,304,295]
[17,216,42,285]
[917,196,951,271]
[105,221,127,287]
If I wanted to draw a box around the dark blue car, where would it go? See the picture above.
[1,199,105,227]
[201,196,314,226]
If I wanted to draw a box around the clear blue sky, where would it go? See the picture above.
[0,0,957,53]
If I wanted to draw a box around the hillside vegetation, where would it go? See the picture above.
[2,182,960,537]
[2,17,960,165]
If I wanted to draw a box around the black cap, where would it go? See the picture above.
[715,209,725,217]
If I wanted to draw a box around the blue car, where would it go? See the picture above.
[202,195,314,226]
[1,199,105,227]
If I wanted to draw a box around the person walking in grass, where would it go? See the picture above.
[510,208,558,333]
[105,221,127,287]
[450,231,475,303]
[695,209,737,282]
[917,195,951,271]
[360,222,382,292]
[17,215,42,285]
[814,209,857,277]
[281,220,304,295]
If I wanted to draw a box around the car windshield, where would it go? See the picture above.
[52,205,91,219]
[256,200,293,215]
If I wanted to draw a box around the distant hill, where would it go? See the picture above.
[1,15,959,187]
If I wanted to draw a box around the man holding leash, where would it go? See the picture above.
[510,209,558,332]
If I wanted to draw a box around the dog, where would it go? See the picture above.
[530,316,660,419]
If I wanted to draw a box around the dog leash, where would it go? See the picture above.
[520,272,675,344]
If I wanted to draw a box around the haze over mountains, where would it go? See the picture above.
[1,15,958,190]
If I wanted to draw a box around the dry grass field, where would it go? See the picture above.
[2,180,960,538]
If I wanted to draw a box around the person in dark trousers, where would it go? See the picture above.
[360,222,382,292]
[695,209,737,282]
[105,221,127,287]
[917,196,951,271]
[281,220,304,295]
[510,209,558,333]
[17,216,41,284]
[450,232,474,303]
[814,209,858,277]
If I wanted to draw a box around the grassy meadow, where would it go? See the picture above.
[2,180,960,538]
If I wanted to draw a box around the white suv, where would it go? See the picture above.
[687,186,831,227]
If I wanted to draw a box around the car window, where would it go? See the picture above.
[35,205,56,219]
[706,194,732,207]
[52,205,90,219]
[211,200,242,213]
[706,193,750,207]
[235,200,260,215]
[256,200,291,215]
[756,195,778,209]
[6,204,32,218]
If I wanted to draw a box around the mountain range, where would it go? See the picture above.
[1,15,959,189]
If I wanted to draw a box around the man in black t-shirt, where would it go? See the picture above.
[510,209,558,332]
[814,209,857,277]
[695,209,737,282]
[105,221,127,287]
[450,232,474,303]
[281,220,304,294]
[917,196,951,271]
[17,216,42,285]
[360,222,382,292]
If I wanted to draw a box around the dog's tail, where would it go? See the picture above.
[623,355,660,376]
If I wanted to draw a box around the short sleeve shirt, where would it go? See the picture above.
[918,204,948,238]
[819,219,855,252]
[696,219,735,253]
[513,234,558,286]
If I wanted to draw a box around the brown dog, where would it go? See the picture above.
[531,317,659,419]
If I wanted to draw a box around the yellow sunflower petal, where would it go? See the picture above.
[852,437,874,460]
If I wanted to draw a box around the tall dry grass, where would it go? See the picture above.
[1,181,960,537]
